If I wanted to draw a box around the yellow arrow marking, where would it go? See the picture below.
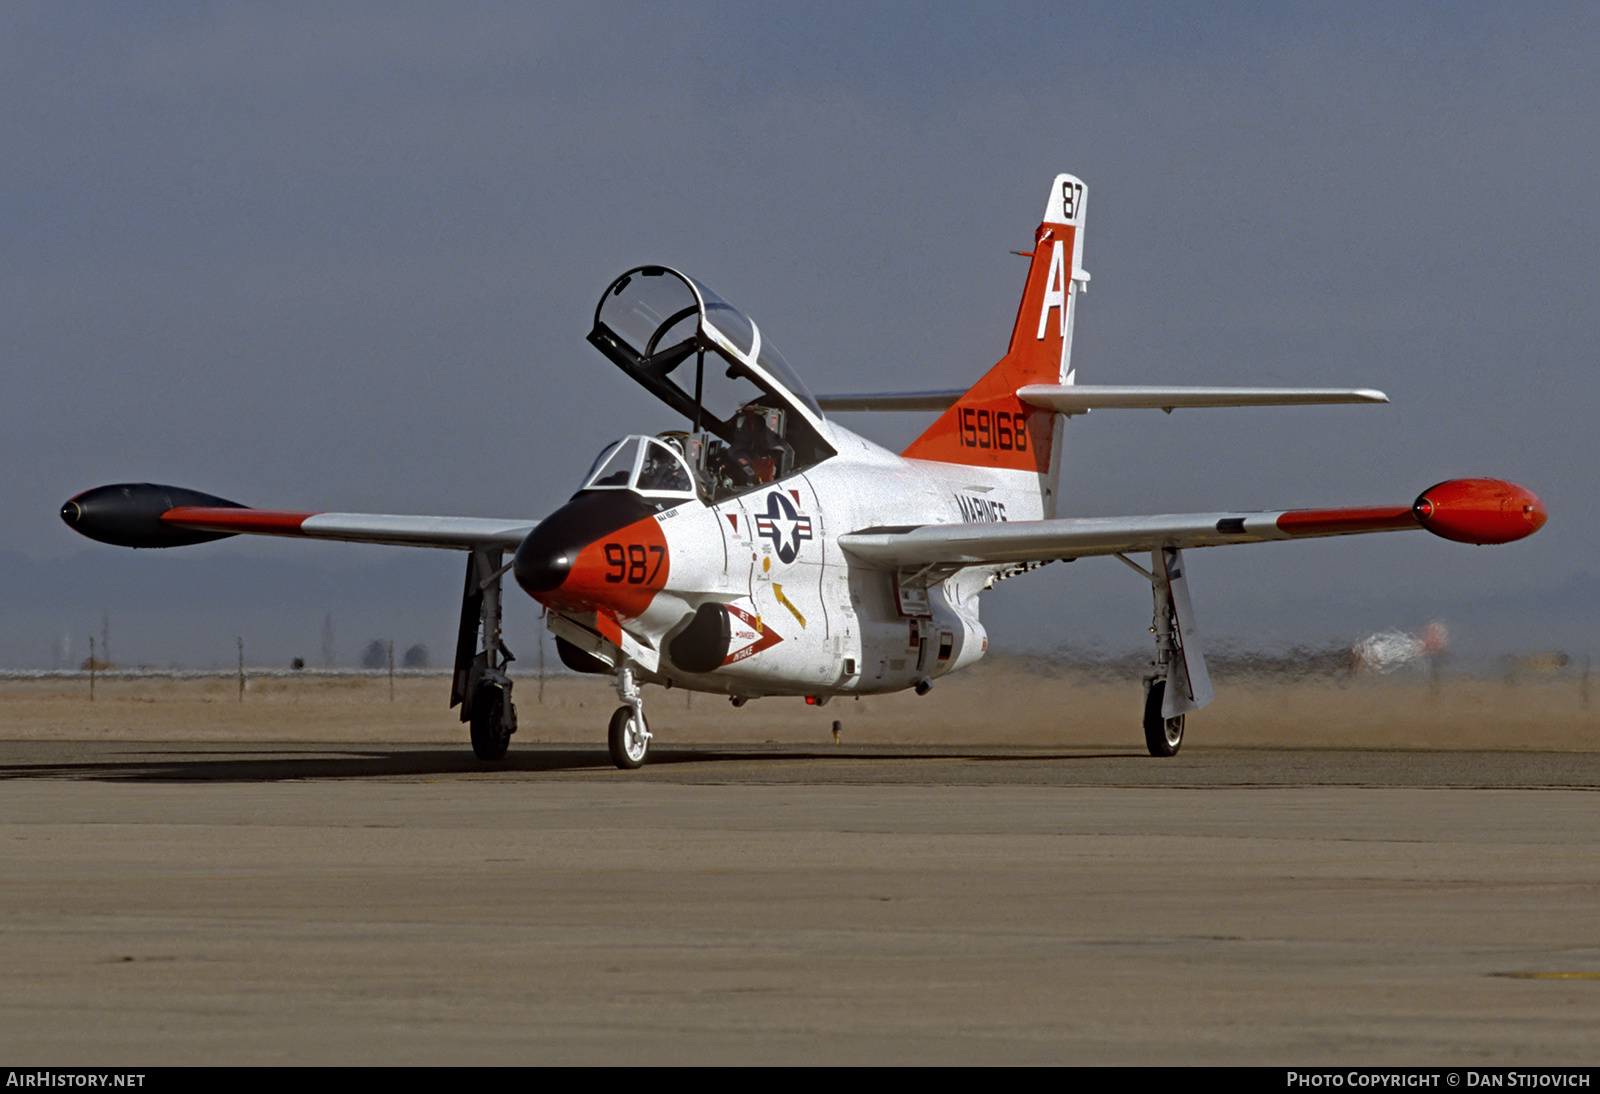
[772,583,807,629]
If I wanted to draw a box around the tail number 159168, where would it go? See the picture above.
[959,408,1028,451]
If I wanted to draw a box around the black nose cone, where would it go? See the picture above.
[512,491,659,597]
[513,523,576,594]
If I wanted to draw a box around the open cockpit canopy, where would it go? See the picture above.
[588,267,834,500]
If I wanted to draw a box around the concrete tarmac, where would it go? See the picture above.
[3,741,1599,1065]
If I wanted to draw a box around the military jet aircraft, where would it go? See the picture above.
[61,173,1546,765]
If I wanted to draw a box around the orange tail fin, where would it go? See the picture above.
[902,174,1088,476]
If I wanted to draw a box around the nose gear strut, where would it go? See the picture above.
[608,664,652,769]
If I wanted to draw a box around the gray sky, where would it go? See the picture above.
[4,3,1595,668]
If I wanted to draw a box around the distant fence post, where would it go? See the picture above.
[237,637,245,702]
[89,636,96,702]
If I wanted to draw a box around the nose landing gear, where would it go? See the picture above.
[608,665,652,769]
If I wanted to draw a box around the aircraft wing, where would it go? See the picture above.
[161,508,536,550]
[61,483,535,551]
[838,478,1546,568]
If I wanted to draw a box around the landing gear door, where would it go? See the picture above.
[1160,547,1213,717]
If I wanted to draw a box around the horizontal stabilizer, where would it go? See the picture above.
[816,390,966,412]
[817,385,1388,415]
[1017,384,1388,415]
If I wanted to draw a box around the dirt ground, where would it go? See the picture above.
[3,662,1593,752]
[6,667,1599,1065]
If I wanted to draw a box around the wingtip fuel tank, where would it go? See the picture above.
[61,483,246,549]
[1413,478,1546,545]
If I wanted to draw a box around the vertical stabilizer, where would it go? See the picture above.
[902,174,1088,491]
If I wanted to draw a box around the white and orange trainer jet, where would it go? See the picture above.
[61,174,1546,765]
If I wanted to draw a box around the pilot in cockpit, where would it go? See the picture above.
[639,436,695,495]
[729,405,794,486]
[690,406,797,499]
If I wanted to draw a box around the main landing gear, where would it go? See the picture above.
[453,547,518,761]
[1117,546,1212,758]
[1142,679,1184,758]
[471,680,516,761]
[1141,572,1185,757]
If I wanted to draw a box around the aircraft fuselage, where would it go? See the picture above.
[517,419,1037,701]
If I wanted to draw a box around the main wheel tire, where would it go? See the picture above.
[470,683,513,761]
[1143,680,1185,757]
[608,705,649,770]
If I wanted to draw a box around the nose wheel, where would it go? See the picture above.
[608,705,651,769]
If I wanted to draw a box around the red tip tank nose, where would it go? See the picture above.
[1413,479,1546,545]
